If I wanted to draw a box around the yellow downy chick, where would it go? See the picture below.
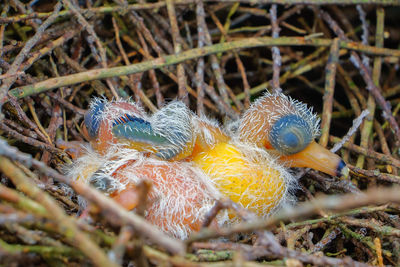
[193,142,289,217]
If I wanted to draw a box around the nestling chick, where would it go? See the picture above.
[62,91,348,239]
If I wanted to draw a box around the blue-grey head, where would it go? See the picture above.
[239,91,348,177]
[84,99,106,138]
[269,114,313,155]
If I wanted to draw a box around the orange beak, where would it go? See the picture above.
[277,141,349,178]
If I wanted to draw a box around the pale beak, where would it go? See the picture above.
[278,141,349,178]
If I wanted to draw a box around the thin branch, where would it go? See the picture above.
[7,37,400,102]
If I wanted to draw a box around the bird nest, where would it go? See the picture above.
[0,1,400,266]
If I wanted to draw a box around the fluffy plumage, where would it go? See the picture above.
[68,146,221,239]
[238,91,320,149]
[66,91,346,239]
